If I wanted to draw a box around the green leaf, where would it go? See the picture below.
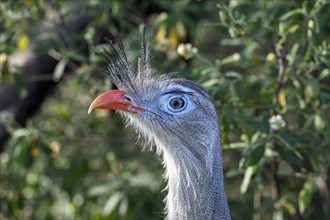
[274,145,300,171]
[298,180,314,214]
[255,196,275,214]
[304,78,320,102]
[13,68,27,98]
[129,173,156,187]
[313,14,322,33]
[245,143,265,166]
[217,53,241,66]
[276,132,306,146]
[53,58,68,82]
[275,132,305,159]
[102,191,124,216]
[224,142,247,149]
[17,34,30,50]
[273,208,284,220]
[240,166,255,194]
[88,182,112,197]
[314,114,326,131]
[202,78,221,88]
[318,68,330,80]
[219,11,227,24]
[279,8,306,21]
[119,197,128,217]
[286,43,300,65]
[223,104,238,129]
[240,119,262,132]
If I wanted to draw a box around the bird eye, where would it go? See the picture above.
[168,97,186,112]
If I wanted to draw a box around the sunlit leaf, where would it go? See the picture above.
[53,58,68,82]
[278,88,287,107]
[318,68,330,80]
[240,166,255,194]
[17,34,29,51]
[119,197,128,217]
[88,182,116,197]
[304,78,320,102]
[273,208,284,220]
[298,180,314,214]
[129,173,156,187]
[102,191,124,216]
[288,24,299,33]
[314,114,325,131]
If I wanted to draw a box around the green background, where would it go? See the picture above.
[0,0,329,219]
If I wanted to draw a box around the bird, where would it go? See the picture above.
[88,34,231,220]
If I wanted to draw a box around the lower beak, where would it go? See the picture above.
[88,90,144,114]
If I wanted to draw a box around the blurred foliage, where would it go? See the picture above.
[0,0,329,220]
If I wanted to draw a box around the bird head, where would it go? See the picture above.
[88,37,220,163]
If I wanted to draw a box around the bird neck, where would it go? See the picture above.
[161,138,231,220]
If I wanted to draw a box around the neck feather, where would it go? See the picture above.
[160,138,231,220]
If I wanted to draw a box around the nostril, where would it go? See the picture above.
[123,94,132,102]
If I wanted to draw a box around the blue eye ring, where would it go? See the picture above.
[168,96,187,112]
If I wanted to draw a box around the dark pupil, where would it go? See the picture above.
[170,98,184,109]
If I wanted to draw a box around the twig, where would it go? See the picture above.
[272,43,287,115]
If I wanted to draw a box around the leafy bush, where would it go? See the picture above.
[0,0,329,219]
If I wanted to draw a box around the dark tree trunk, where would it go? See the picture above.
[0,15,91,151]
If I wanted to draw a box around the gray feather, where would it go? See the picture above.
[104,35,231,220]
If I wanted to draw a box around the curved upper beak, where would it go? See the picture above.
[88,90,144,114]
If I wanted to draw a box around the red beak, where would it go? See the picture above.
[88,90,144,114]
